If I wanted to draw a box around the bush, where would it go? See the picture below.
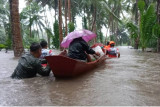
[0,44,6,49]
[68,22,75,33]
[52,20,59,49]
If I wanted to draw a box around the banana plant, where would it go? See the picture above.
[138,0,156,51]
[126,22,139,48]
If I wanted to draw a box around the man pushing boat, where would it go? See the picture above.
[11,42,51,79]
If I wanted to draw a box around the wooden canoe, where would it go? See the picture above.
[45,51,106,78]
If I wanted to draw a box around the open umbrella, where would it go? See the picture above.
[61,29,96,48]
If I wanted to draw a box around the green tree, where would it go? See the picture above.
[68,22,75,33]
[126,22,139,47]
[53,20,59,49]
[20,1,45,39]
[0,0,12,49]
[0,27,6,44]
[138,0,156,51]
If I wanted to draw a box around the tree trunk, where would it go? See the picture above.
[157,0,160,52]
[157,38,160,52]
[135,0,138,25]
[134,39,139,49]
[134,0,139,49]
[68,0,71,22]
[36,24,40,40]
[47,36,50,49]
[9,0,24,57]
[29,3,32,38]
[58,0,63,50]
[91,7,96,31]
[65,0,68,36]
[105,27,109,44]
[54,0,58,21]
[87,11,91,30]
[142,47,145,52]
[44,7,50,48]
[91,7,97,43]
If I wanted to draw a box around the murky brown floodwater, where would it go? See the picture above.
[0,46,160,106]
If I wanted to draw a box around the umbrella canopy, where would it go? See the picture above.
[61,29,96,48]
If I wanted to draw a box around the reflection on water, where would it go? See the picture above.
[0,46,160,106]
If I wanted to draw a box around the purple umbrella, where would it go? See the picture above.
[61,29,96,48]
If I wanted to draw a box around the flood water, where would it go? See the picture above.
[0,46,160,106]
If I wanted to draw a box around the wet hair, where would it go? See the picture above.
[40,40,47,48]
[110,43,114,47]
[30,42,41,52]
[106,41,110,45]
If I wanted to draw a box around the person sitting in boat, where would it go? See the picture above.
[68,37,100,62]
[11,42,51,79]
[107,41,120,58]
[40,40,54,59]
[40,40,54,66]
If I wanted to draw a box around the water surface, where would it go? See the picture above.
[0,46,160,106]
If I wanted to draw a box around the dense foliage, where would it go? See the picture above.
[0,0,160,52]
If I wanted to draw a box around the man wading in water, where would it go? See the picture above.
[11,42,51,79]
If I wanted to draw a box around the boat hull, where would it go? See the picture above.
[45,52,106,77]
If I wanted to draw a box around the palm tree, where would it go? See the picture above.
[65,0,68,36]
[128,0,140,49]
[134,0,140,49]
[138,0,156,51]
[9,0,24,57]
[58,0,63,50]
[21,1,46,40]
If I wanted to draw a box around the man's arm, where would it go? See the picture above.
[81,41,100,56]
[81,41,95,54]
[36,60,51,76]
[39,58,47,64]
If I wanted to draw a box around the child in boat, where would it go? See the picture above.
[11,42,51,79]
[68,37,100,62]
[40,40,54,66]
[107,41,120,58]
[40,40,54,59]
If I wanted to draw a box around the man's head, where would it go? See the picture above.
[40,40,48,49]
[106,41,110,46]
[109,41,115,47]
[30,42,42,58]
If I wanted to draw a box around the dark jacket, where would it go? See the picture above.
[11,53,51,79]
[68,37,95,60]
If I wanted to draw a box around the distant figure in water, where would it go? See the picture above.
[68,37,100,62]
[5,47,8,53]
[11,42,51,79]
[107,41,120,58]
